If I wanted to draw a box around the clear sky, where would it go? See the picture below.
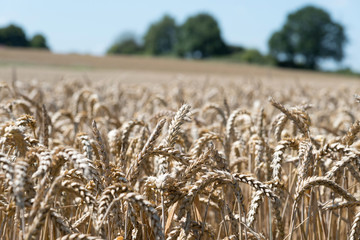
[1,0,359,71]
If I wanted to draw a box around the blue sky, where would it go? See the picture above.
[1,0,359,71]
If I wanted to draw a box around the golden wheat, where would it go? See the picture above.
[0,71,360,239]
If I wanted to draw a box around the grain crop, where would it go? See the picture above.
[1,65,360,239]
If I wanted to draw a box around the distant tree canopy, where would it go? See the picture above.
[107,32,143,55]
[0,24,28,47]
[108,13,229,58]
[227,45,245,55]
[30,34,49,49]
[268,5,347,69]
[0,24,50,50]
[176,13,228,58]
[144,15,177,55]
[238,49,274,65]
[106,8,351,72]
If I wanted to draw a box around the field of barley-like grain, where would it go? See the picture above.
[1,48,360,240]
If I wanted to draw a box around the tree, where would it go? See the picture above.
[239,49,275,65]
[30,34,49,49]
[268,6,346,69]
[144,15,177,55]
[176,13,228,58]
[228,48,275,65]
[107,32,143,55]
[0,24,28,47]
[227,45,245,55]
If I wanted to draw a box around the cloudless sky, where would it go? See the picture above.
[1,0,359,71]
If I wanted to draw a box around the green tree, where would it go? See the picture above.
[228,48,275,65]
[176,13,228,58]
[0,24,28,47]
[144,15,177,55]
[239,49,264,64]
[227,45,245,55]
[107,32,143,55]
[30,34,49,49]
[239,49,274,65]
[268,6,346,69]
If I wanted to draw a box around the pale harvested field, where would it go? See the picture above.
[0,48,359,88]
[2,48,360,240]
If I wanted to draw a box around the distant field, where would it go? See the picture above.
[0,47,359,89]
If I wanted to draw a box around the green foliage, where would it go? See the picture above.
[0,24,28,47]
[227,45,245,55]
[0,24,49,50]
[268,5,347,69]
[144,15,177,55]
[238,49,264,64]
[332,67,360,77]
[227,49,275,65]
[107,34,143,55]
[30,34,49,49]
[176,13,228,58]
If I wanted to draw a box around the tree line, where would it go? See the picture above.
[107,14,258,62]
[0,5,350,71]
[107,5,347,71]
[0,24,49,49]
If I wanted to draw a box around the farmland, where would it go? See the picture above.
[1,48,360,239]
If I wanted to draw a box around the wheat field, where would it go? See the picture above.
[1,50,360,239]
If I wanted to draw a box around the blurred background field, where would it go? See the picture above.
[1,0,360,77]
[0,47,359,90]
